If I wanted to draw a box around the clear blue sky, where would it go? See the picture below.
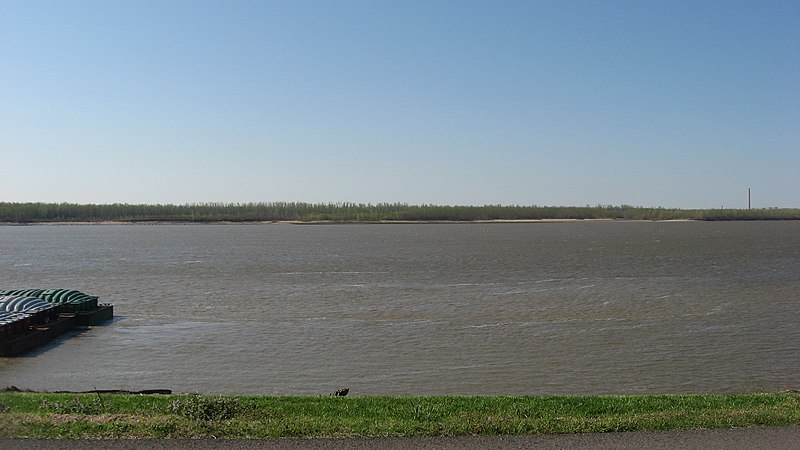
[1,0,798,208]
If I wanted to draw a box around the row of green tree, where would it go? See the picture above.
[1,202,798,223]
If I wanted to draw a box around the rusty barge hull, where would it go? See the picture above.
[0,315,77,356]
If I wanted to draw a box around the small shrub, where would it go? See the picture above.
[170,396,240,422]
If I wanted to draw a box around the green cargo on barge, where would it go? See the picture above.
[0,289,113,356]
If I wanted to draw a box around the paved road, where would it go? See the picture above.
[3,426,799,449]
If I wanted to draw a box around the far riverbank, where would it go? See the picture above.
[3,201,799,223]
[0,218,702,226]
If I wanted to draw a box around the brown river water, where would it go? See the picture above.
[0,221,798,395]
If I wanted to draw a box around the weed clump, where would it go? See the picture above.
[41,396,105,415]
[169,395,241,422]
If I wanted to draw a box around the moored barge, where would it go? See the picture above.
[0,289,113,356]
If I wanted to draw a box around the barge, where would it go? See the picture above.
[0,289,113,356]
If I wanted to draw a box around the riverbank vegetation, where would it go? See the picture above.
[1,202,799,223]
[0,392,798,438]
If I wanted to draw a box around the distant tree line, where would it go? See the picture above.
[0,202,798,223]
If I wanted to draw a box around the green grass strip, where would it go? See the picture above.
[1,393,798,438]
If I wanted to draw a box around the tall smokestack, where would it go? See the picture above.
[748,188,751,210]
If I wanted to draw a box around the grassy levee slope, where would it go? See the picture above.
[1,393,798,438]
